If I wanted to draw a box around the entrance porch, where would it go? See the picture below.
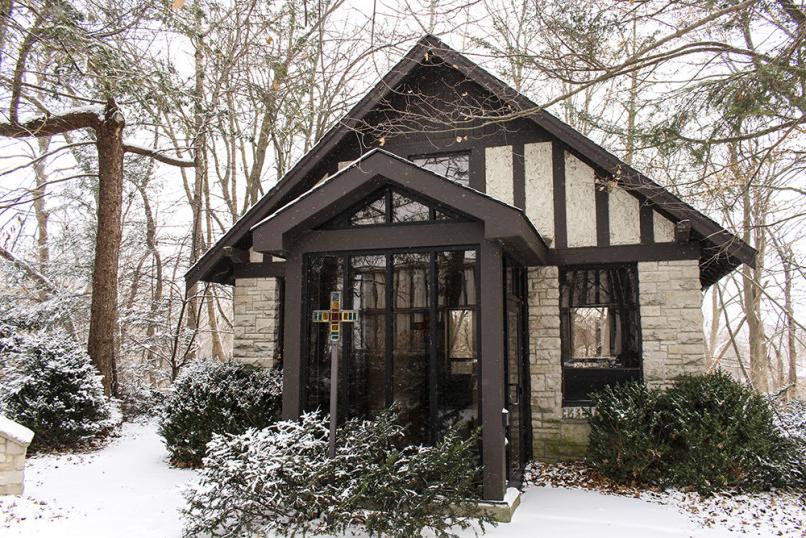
[251,149,547,501]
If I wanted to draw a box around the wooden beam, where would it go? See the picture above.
[548,242,700,266]
[223,246,249,264]
[479,239,506,501]
[675,220,692,243]
[232,261,286,279]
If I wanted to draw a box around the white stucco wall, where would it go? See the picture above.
[524,142,554,243]
[485,145,514,204]
[609,187,641,245]
[653,211,676,242]
[564,152,597,247]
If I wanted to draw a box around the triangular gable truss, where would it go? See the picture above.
[186,34,755,288]
[252,149,548,265]
[250,148,547,266]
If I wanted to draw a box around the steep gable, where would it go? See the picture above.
[186,34,754,288]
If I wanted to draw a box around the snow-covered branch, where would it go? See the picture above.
[123,143,195,168]
[0,107,104,138]
[0,245,78,337]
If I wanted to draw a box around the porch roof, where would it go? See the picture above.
[251,149,548,265]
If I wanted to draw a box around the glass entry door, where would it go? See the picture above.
[304,248,479,446]
[505,258,529,482]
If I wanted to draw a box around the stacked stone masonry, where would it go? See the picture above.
[528,259,706,461]
[0,417,34,495]
[638,259,706,388]
[232,277,281,368]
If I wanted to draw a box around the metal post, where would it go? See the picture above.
[328,342,338,458]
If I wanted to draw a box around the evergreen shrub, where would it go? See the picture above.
[1,329,112,451]
[182,408,493,538]
[158,360,282,467]
[585,381,667,485]
[587,372,804,494]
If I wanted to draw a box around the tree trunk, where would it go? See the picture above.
[186,2,206,352]
[733,141,768,392]
[33,135,51,271]
[779,246,798,400]
[87,98,124,397]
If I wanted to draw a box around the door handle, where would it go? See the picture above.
[508,383,520,405]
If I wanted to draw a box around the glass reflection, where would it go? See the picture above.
[392,252,430,444]
[348,255,387,419]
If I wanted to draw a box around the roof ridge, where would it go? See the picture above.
[185,33,754,287]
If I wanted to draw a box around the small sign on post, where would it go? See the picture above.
[312,291,358,458]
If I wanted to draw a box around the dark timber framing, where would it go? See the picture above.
[595,183,610,247]
[552,143,568,249]
[186,33,759,505]
[185,34,755,290]
[251,149,548,266]
[259,149,540,501]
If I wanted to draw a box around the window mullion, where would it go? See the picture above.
[428,251,439,444]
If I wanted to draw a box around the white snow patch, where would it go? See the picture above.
[502,486,519,507]
[0,416,34,446]
[0,420,195,538]
[468,487,736,538]
[2,420,800,538]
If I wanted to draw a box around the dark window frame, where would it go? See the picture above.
[320,185,473,230]
[559,263,643,406]
[301,245,482,446]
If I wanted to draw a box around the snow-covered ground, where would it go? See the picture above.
[1,421,802,537]
[0,421,195,537]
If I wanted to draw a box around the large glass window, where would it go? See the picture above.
[305,255,344,412]
[437,250,478,438]
[411,152,471,187]
[560,265,641,405]
[348,255,387,420]
[322,186,463,228]
[304,248,478,446]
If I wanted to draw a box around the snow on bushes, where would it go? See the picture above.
[0,328,112,451]
[158,360,282,467]
[587,372,804,494]
[182,408,493,538]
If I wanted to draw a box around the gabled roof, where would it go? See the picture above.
[251,148,547,265]
[186,34,755,288]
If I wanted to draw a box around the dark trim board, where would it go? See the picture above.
[232,261,286,279]
[548,242,701,266]
[479,239,506,500]
[251,150,548,265]
[640,203,655,244]
[296,223,484,254]
[512,143,525,209]
[552,142,567,249]
[595,182,610,247]
[185,34,754,289]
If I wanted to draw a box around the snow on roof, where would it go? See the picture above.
[0,415,35,446]
[250,148,530,231]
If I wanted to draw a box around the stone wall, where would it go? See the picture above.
[0,417,34,495]
[638,259,706,388]
[232,276,281,368]
[528,266,585,460]
[528,259,706,461]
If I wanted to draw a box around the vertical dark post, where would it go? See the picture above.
[329,343,338,458]
[282,252,304,420]
[480,240,506,501]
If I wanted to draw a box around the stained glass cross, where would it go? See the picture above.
[312,291,358,342]
[311,291,358,457]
